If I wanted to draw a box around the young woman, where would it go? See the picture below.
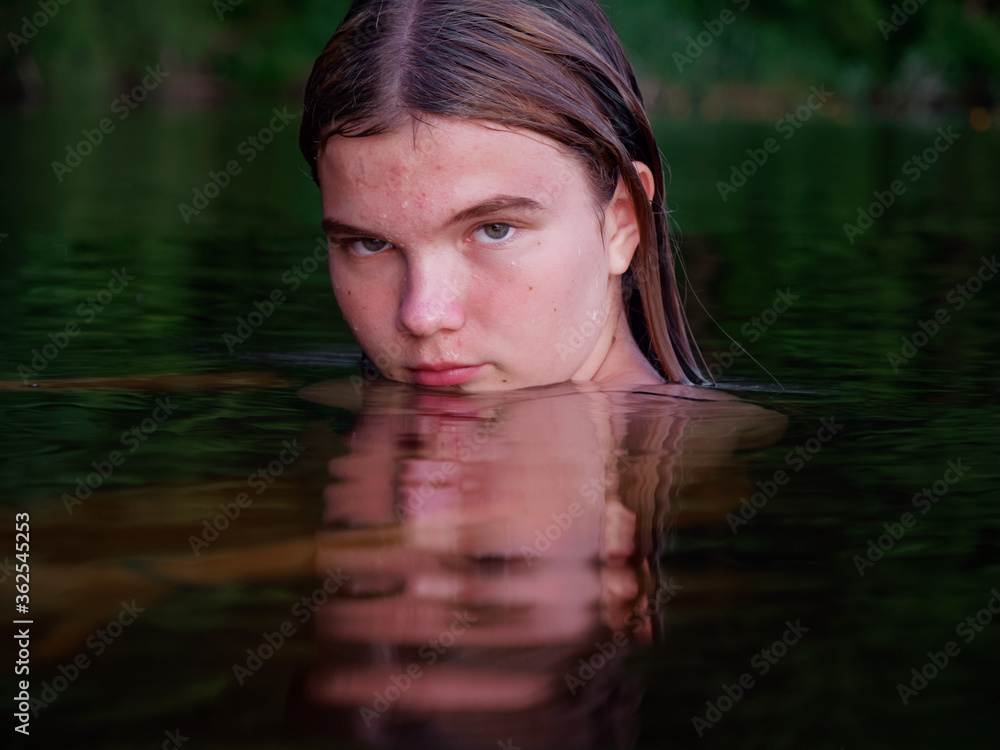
[299,0,707,390]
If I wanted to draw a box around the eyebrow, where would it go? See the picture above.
[321,194,546,238]
[448,195,544,225]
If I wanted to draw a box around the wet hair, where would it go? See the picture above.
[300,0,706,384]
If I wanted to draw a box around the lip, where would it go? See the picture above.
[408,363,486,387]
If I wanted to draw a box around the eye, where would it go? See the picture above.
[472,223,516,243]
[347,237,392,255]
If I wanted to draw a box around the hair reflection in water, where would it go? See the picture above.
[290,380,786,749]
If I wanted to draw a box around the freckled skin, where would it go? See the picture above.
[318,116,662,391]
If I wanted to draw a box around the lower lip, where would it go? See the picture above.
[409,365,486,387]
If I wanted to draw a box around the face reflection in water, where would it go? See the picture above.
[16,376,785,749]
[293,380,787,747]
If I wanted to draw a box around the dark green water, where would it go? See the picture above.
[1,103,997,749]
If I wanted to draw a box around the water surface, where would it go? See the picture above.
[1,104,997,749]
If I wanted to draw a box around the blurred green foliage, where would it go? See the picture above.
[1,0,998,111]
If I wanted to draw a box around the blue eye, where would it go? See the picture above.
[349,238,392,255]
[474,223,515,243]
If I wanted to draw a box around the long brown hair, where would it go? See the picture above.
[299,0,707,384]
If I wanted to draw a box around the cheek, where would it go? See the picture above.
[539,241,610,321]
[547,253,613,361]
[480,245,608,364]
[329,264,397,339]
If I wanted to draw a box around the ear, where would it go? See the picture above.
[605,161,655,277]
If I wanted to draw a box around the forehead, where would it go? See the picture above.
[317,117,589,216]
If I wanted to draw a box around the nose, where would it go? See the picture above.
[396,257,465,338]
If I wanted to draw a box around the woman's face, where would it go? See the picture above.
[317,116,644,391]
